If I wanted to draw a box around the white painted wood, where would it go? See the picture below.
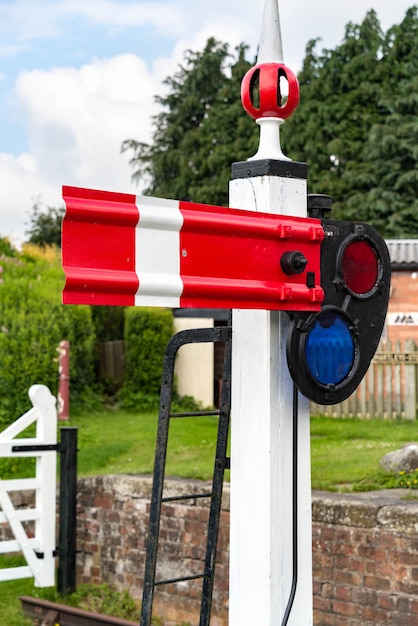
[0,566,33,582]
[0,478,40,491]
[0,538,40,553]
[229,172,313,625]
[0,508,40,524]
[31,385,57,587]
[0,384,57,587]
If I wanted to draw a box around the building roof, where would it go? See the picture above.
[386,240,418,268]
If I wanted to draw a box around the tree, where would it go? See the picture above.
[25,201,65,247]
[282,11,387,209]
[343,7,418,236]
[122,38,258,207]
[281,8,418,236]
[123,9,418,237]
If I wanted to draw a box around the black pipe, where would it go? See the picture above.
[281,385,299,625]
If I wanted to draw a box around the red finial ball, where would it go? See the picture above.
[241,62,300,121]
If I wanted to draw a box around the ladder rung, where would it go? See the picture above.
[162,492,212,503]
[169,410,220,418]
[155,573,205,586]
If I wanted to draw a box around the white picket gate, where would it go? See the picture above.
[0,385,57,587]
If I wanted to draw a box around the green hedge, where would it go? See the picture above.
[120,307,174,410]
[0,245,96,424]
[0,242,180,423]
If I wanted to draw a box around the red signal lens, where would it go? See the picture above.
[341,240,379,295]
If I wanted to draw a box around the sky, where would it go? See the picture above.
[0,0,415,244]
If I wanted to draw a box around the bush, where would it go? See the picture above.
[120,307,174,408]
[0,245,96,424]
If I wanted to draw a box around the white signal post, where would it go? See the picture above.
[229,1,313,624]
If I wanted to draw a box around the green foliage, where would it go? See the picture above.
[0,569,176,625]
[25,201,65,247]
[343,8,418,236]
[91,305,125,341]
[122,8,418,238]
[122,38,258,206]
[0,245,96,424]
[0,237,17,258]
[119,307,174,409]
[64,583,139,620]
[352,468,418,492]
[282,7,418,236]
[0,456,35,480]
[310,415,418,491]
[123,308,174,395]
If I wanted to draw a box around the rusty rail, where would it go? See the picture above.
[20,596,138,626]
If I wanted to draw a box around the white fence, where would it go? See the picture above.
[0,385,57,586]
[311,340,418,419]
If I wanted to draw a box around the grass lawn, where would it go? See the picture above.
[310,415,418,491]
[60,408,418,491]
[68,408,223,480]
[2,406,416,489]
[0,556,54,626]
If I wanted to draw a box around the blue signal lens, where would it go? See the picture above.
[305,311,355,385]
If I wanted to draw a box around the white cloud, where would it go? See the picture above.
[0,1,263,245]
[0,53,162,244]
[0,152,55,245]
[16,53,160,186]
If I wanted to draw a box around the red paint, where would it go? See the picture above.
[62,186,139,306]
[241,63,300,120]
[178,201,323,310]
[62,187,324,311]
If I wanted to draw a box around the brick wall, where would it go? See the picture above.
[312,491,418,625]
[388,271,418,344]
[76,475,418,625]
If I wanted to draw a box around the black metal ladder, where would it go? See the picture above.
[140,324,232,626]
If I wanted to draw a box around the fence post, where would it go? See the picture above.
[57,427,78,595]
[404,339,417,420]
[58,341,70,421]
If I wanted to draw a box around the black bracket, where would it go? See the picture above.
[11,443,61,453]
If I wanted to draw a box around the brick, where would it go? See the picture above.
[358,545,387,560]
[334,569,362,586]
[344,553,363,570]
[361,606,390,623]
[352,587,377,607]
[396,595,411,613]
[377,593,396,611]
[335,585,353,602]
[320,526,337,541]
[332,600,358,617]
[363,574,391,591]
[392,550,417,566]
[93,495,112,509]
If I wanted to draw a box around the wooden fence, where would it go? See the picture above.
[311,339,418,420]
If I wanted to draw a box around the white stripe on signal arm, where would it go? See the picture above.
[134,196,184,307]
